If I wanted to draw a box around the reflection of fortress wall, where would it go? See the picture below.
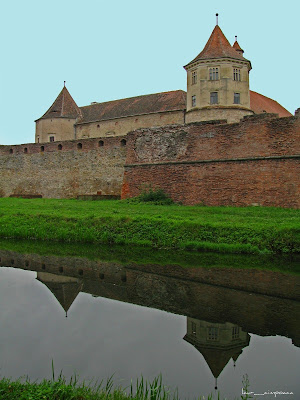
[0,249,299,346]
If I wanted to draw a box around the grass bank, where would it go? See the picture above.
[0,374,252,400]
[0,198,299,255]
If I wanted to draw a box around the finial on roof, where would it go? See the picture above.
[65,311,68,318]
[215,377,218,390]
[235,35,237,41]
[64,81,66,87]
[216,13,219,26]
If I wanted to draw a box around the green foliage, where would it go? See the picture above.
[130,189,174,205]
[0,198,299,256]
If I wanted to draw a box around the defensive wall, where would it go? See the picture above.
[0,113,299,207]
[122,113,300,208]
[0,136,127,198]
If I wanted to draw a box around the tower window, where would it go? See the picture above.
[209,67,219,80]
[210,92,218,104]
[233,68,241,81]
[192,71,197,85]
[207,327,219,341]
[232,326,240,340]
[191,322,197,335]
[192,95,196,107]
[234,93,240,104]
[49,136,55,142]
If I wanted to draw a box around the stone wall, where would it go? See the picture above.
[75,110,185,139]
[0,136,127,198]
[122,114,300,207]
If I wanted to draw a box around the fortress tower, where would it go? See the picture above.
[184,18,254,124]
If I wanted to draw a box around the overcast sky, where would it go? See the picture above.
[1,0,299,145]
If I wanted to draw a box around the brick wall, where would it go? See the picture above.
[0,136,127,198]
[122,114,300,207]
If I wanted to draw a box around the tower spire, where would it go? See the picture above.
[216,13,219,26]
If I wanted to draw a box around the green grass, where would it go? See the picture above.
[0,198,299,255]
[0,374,251,400]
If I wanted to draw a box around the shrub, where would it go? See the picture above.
[137,189,174,205]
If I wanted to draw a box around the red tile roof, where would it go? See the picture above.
[77,90,186,124]
[37,86,82,121]
[232,40,243,53]
[250,91,292,117]
[185,26,247,68]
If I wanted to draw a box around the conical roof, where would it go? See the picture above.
[233,39,244,53]
[37,85,82,121]
[184,25,248,68]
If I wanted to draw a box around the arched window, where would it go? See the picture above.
[40,146,45,152]
[58,144,62,150]
[77,143,82,150]
[24,147,28,153]
[98,140,104,147]
[120,139,127,147]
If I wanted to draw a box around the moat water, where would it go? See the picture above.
[0,241,299,399]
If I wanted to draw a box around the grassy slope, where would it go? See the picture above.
[0,198,299,254]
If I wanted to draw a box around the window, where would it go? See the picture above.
[77,143,83,150]
[98,140,104,147]
[49,136,55,142]
[232,326,240,340]
[40,146,44,152]
[192,71,197,85]
[233,68,241,81]
[234,93,240,104]
[191,322,197,335]
[209,67,219,80]
[121,139,127,147]
[208,327,219,341]
[210,92,218,104]
[192,95,196,107]
[58,144,62,150]
[24,147,28,153]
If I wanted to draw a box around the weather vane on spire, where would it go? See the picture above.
[64,81,66,87]
[216,13,219,26]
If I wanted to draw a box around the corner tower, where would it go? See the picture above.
[184,19,254,124]
[35,84,81,143]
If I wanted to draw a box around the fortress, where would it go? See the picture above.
[0,22,299,207]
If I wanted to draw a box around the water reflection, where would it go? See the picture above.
[0,244,299,398]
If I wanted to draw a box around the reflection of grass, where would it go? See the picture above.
[0,373,234,400]
[0,198,299,255]
[0,239,299,275]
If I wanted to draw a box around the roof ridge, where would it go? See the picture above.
[79,90,187,109]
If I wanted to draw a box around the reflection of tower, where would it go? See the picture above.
[36,272,83,316]
[183,318,250,390]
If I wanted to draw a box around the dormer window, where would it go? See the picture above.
[233,68,241,81]
[209,67,219,80]
[192,71,197,85]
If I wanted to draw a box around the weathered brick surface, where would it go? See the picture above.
[0,137,127,198]
[122,115,300,207]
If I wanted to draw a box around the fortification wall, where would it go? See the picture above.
[122,114,300,208]
[0,137,127,198]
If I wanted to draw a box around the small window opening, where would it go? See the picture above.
[42,264,46,270]
[120,139,127,147]
[78,269,83,276]
[192,71,197,84]
[210,92,218,104]
[98,140,104,147]
[24,147,28,153]
[40,146,45,152]
[234,93,240,104]
[58,144,62,150]
[59,267,64,273]
[99,273,104,279]
[49,136,55,142]
[11,259,14,265]
[25,260,29,267]
[77,143,82,150]
[97,124,100,128]
[209,67,219,80]
[9,149,13,154]
[192,95,196,107]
